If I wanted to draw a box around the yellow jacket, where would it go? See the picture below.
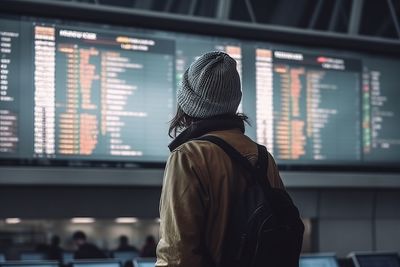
[156,128,284,267]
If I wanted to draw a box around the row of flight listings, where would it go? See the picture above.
[0,252,399,267]
[0,16,399,165]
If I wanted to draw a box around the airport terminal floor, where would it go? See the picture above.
[0,0,400,267]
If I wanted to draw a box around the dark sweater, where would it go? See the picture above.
[74,243,107,259]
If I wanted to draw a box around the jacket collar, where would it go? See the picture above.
[168,117,245,152]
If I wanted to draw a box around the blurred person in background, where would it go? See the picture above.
[47,235,63,261]
[140,235,156,258]
[34,243,50,255]
[116,235,138,252]
[72,231,107,259]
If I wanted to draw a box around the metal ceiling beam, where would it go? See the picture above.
[308,0,324,29]
[340,3,349,25]
[216,0,232,20]
[328,0,342,31]
[387,0,400,38]
[189,0,198,15]
[135,0,154,10]
[4,0,400,46]
[164,0,174,12]
[244,0,256,23]
[376,18,391,36]
[348,0,363,34]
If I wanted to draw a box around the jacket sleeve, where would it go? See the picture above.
[156,148,209,267]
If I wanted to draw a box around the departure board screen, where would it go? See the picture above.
[355,254,400,267]
[0,14,400,167]
[0,19,20,156]
[362,57,400,163]
[35,25,174,161]
[300,256,338,267]
[257,50,361,163]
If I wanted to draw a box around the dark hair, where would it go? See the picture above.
[72,231,86,241]
[168,106,195,138]
[146,235,155,243]
[119,235,128,244]
[168,105,250,138]
[51,235,60,246]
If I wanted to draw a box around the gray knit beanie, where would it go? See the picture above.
[177,51,242,118]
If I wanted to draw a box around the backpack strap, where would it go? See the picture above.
[256,144,272,190]
[195,135,271,190]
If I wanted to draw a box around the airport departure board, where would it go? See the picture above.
[0,14,400,166]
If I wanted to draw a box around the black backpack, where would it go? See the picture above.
[197,135,304,267]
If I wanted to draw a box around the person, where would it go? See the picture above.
[34,243,50,255]
[155,51,288,266]
[116,235,138,252]
[47,235,63,261]
[72,231,107,259]
[140,235,156,258]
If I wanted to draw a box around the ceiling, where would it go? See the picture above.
[58,0,400,40]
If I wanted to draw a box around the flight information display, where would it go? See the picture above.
[257,50,361,162]
[361,57,400,163]
[354,254,400,267]
[0,14,400,166]
[300,256,338,267]
[35,25,174,161]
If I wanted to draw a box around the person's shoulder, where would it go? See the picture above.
[84,243,100,250]
[119,245,138,252]
[169,139,221,161]
[129,245,139,251]
[172,138,215,152]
